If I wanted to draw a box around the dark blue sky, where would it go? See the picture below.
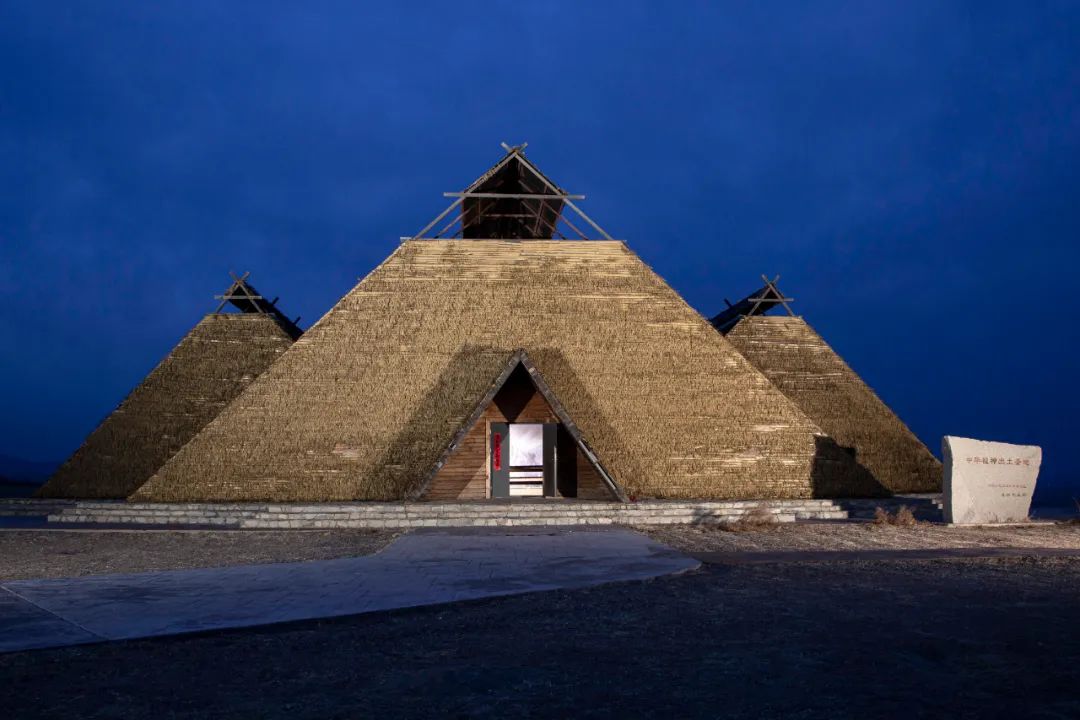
[2,2,1077,499]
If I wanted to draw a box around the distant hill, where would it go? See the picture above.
[0,454,59,484]
[0,481,39,498]
[1034,483,1079,509]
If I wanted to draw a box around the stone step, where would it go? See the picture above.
[49,513,839,528]
[231,513,806,529]
[54,505,822,518]
[46,498,849,528]
[0,504,77,516]
[52,504,835,517]
[86,500,839,514]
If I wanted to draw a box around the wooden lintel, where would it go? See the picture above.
[444,192,585,200]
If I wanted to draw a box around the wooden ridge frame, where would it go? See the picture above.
[213,271,303,338]
[709,274,796,335]
[406,143,616,241]
[411,348,627,502]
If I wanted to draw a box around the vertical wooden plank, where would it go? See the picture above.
[556,425,579,498]
[490,422,509,498]
[542,423,558,497]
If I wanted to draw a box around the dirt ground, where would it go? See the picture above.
[2,555,1078,719]
[2,523,1078,582]
[644,520,1080,553]
[0,530,396,581]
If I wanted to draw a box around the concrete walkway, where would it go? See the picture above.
[691,546,1080,565]
[0,527,699,653]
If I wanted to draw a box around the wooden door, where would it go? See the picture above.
[489,422,509,498]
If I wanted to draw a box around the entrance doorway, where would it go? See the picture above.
[508,423,544,496]
[490,422,574,499]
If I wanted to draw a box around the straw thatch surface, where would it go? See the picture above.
[38,315,299,499]
[134,240,853,503]
[725,315,941,493]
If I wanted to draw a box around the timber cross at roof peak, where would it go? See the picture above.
[709,274,797,335]
[406,143,616,242]
[213,271,303,337]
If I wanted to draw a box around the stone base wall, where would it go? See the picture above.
[45,499,849,529]
[0,498,78,516]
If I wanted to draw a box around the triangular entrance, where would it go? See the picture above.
[417,349,622,501]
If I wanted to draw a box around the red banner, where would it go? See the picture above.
[492,432,502,470]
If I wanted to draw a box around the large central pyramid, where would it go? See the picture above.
[133,146,872,502]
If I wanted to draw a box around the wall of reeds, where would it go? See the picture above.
[726,316,941,493]
[134,241,848,502]
[38,314,297,498]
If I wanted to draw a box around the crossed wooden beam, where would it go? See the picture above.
[213,271,301,329]
[406,142,615,241]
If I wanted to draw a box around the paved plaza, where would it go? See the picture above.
[0,527,699,653]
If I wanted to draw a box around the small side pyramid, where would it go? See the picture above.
[37,274,302,499]
[133,146,853,503]
[714,276,942,493]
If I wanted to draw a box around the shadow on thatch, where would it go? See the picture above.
[528,347,645,496]
[725,315,941,494]
[810,436,890,498]
[367,344,510,500]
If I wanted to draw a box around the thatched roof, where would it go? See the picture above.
[133,240,857,503]
[37,313,299,499]
[724,315,941,493]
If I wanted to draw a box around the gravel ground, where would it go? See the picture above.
[3,523,1078,583]
[643,520,1080,553]
[2,556,1078,719]
[0,530,397,581]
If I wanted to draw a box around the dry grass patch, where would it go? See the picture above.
[718,504,781,533]
[1059,499,1080,526]
[872,505,920,527]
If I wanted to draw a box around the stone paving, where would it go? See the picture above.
[0,527,699,654]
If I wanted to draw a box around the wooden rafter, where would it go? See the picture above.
[406,143,616,241]
[709,274,796,334]
[212,272,303,338]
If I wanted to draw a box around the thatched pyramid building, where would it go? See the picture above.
[712,276,941,493]
[38,275,302,499]
[132,145,877,503]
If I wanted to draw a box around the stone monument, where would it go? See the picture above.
[942,435,1041,524]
